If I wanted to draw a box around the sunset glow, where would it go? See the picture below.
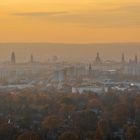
[0,0,140,43]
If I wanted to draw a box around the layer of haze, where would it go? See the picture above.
[0,0,140,43]
[0,43,140,63]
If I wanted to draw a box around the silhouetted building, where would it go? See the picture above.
[64,69,68,82]
[11,52,16,64]
[121,53,125,63]
[123,55,140,76]
[95,52,101,64]
[52,56,58,63]
[89,63,92,76]
[30,54,34,63]
[135,54,138,63]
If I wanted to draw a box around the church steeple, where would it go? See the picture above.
[89,63,92,76]
[135,54,138,63]
[95,52,101,64]
[122,53,125,63]
[30,54,34,63]
[11,52,16,64]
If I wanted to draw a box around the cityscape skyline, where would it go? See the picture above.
[0,42,140,63]
[0,1,140,140]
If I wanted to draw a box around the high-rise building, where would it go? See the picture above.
[11,52,16,64]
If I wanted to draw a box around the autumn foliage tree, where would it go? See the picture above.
[42,115,64,130]
[123,123,138,140]
[0,120,16,140]
[58,131,79,140]
[112,103,129,127]
[95,119,112,140]
[17,131,42,140]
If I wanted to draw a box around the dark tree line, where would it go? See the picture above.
[0,90,140,140]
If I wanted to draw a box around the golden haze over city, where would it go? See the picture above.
[0,1,140,140]
[0,0,140,62]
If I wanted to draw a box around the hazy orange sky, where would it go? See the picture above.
[0,0,140,43]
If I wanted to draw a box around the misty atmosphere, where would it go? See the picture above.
[0,43,140,140]
[1,0,140,140]
[0,43,140,63]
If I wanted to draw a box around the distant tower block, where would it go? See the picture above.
[30,54,34,63]
[11,52,16,64]
[122,53,125,63]
[95,52,101,64]
[135,54,138,63]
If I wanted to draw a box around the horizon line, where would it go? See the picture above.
[0,42,140,45]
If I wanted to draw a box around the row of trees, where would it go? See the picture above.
[0,90,140,140]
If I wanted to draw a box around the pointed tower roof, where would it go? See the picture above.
[30,54,34,63]
[122,53,125,63]
[11,52,16,64]
[135,54,138,63]
[95,52,101,64]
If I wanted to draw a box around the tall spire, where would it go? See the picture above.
[95,52,101,64]
[11,52,16,64]
[135,54,138,63]
[122,53,125,63]
[30,54,34,63]
[89,63,92,76]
